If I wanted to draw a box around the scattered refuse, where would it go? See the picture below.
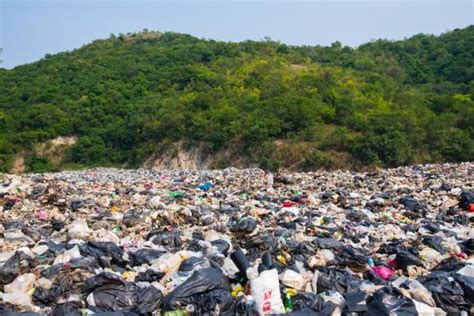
[0,163,473,314]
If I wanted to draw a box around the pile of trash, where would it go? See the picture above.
[0,163,473,315]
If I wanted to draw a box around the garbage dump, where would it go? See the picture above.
[0,162,473,315]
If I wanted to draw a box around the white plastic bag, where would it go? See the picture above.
[53,245,82,265]
[413,300,435,316]
[250,268,285,315]
[279,269,305,290]
[4,273,36,293]
[67,220,91,239]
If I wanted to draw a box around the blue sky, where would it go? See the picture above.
[1,0,473,69]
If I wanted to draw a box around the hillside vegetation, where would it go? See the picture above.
[0,27,473,172]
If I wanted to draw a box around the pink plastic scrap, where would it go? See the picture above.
[36,210,48,221]
[372,266,394,280]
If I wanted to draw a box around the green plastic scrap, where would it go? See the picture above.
[164,311,187,316]
[168,191,184,198]
[284,293,294,312]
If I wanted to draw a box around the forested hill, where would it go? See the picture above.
[0,27,473,172]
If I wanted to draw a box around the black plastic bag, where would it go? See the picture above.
[455,214,471,225]
[3,199,16,211]
[400,197,427,219]
[51,301,82,316]
[423,222,440,233]
[211,239,230,256]
[185,239,206,253]
[83,272,164,314]
[39,264,65,278]
[50,218,66,231]
[179,256,209,272]
[221,296,259,316]
[84,272,138,312]
[230,217,257,233]
[292,292,334,315]
[344,291,369,313]
[70,199,84,211]
[433,257,466,272]
[346,209,368,222]
[334,246,368,267]
[44,241,67,253]
[91,313,138,316]
[33,271,75,307]
[78,244,111,268]
[364,270,391,286]
[276,175,295,184]
[377,240,405,255]
[164,267,231,312]
[134,285,163,314]
[365,287,417,315]
[399,197,426,211]
[38,255,97,277]
[129,248,165,266]
[194,288,233,313]
[395,250,423,271]
[423,236,446,254]
[0,252,20,285]
[33,286,56,306]
[32,272,76,306]
[313,238,342,250]
[316,267,362,294]
[218,202,240,215]
[1,220,23,230]
[31,184,46,199]
[460,238,474,255]
[123,209,142,228]
[147,230,182,249]
[459,190,474,210]
[87,241,125,265]
[69,256,101,270]
[21,226,43,242]
[135,269,165,283]
[286,241,317,263]
[452,273,474,304]
[235,232,279,261]
[84,271,126,292]
[278,220,298,230]
[419,271,470,314]
[287,307,321,316]
[1,312,41,316]
[290,193,308,202]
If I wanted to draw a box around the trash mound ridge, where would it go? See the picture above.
[0,163,473,315]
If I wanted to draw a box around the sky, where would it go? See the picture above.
[1,0,473,69]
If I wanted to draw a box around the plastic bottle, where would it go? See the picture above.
[284,293,293,312]
[230,248,251,277]
[368,257,374,267]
